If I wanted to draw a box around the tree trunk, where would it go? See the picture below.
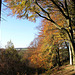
[69,45,73,65]
[35,69,38,75]
[56,48,61,66]
[57,48,61,66]
[65,42,69,59]
[72,45,75,70]
[0,0,1,21]
[69,40,75,70]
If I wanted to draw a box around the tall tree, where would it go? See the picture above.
[4,0,75,68]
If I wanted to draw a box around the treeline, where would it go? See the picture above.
[26,11,71,73]
[0,46,46,75]
[27,19,70,74]
[0,44,69,75]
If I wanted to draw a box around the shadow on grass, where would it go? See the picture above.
[72,73,75,75]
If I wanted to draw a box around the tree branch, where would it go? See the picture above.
[58,1,65,10]
[35,1,51,19]
[51,0,69,19]
[2,3,8,7]
[65,0,69,17]
[58,1,67,14]
[35,11,62,29]
[50,19,62,29]
[35,11,50,21]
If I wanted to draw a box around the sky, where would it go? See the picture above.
[1,2,41,48]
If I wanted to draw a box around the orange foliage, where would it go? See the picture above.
[29,10,67,68]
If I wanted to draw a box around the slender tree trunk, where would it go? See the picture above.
[0,0,2,21]
[65,42,69,59]
[56,48,61,66]
[57,48,61,66]
[72,44,75,69]
[71,0,75,69]
[69,45,73,65]
[69,40,75,70]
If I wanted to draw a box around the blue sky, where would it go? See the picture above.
[1,2,41,48]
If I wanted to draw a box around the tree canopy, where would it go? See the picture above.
[4,0,75,69]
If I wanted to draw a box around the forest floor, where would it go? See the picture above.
[50,64,75,75]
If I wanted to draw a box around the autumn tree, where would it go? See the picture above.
[30,18,69,67]
[4,0,75,68]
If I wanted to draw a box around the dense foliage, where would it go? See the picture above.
[0,41,45,75]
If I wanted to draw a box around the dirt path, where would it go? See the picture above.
[51,65,75,75]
